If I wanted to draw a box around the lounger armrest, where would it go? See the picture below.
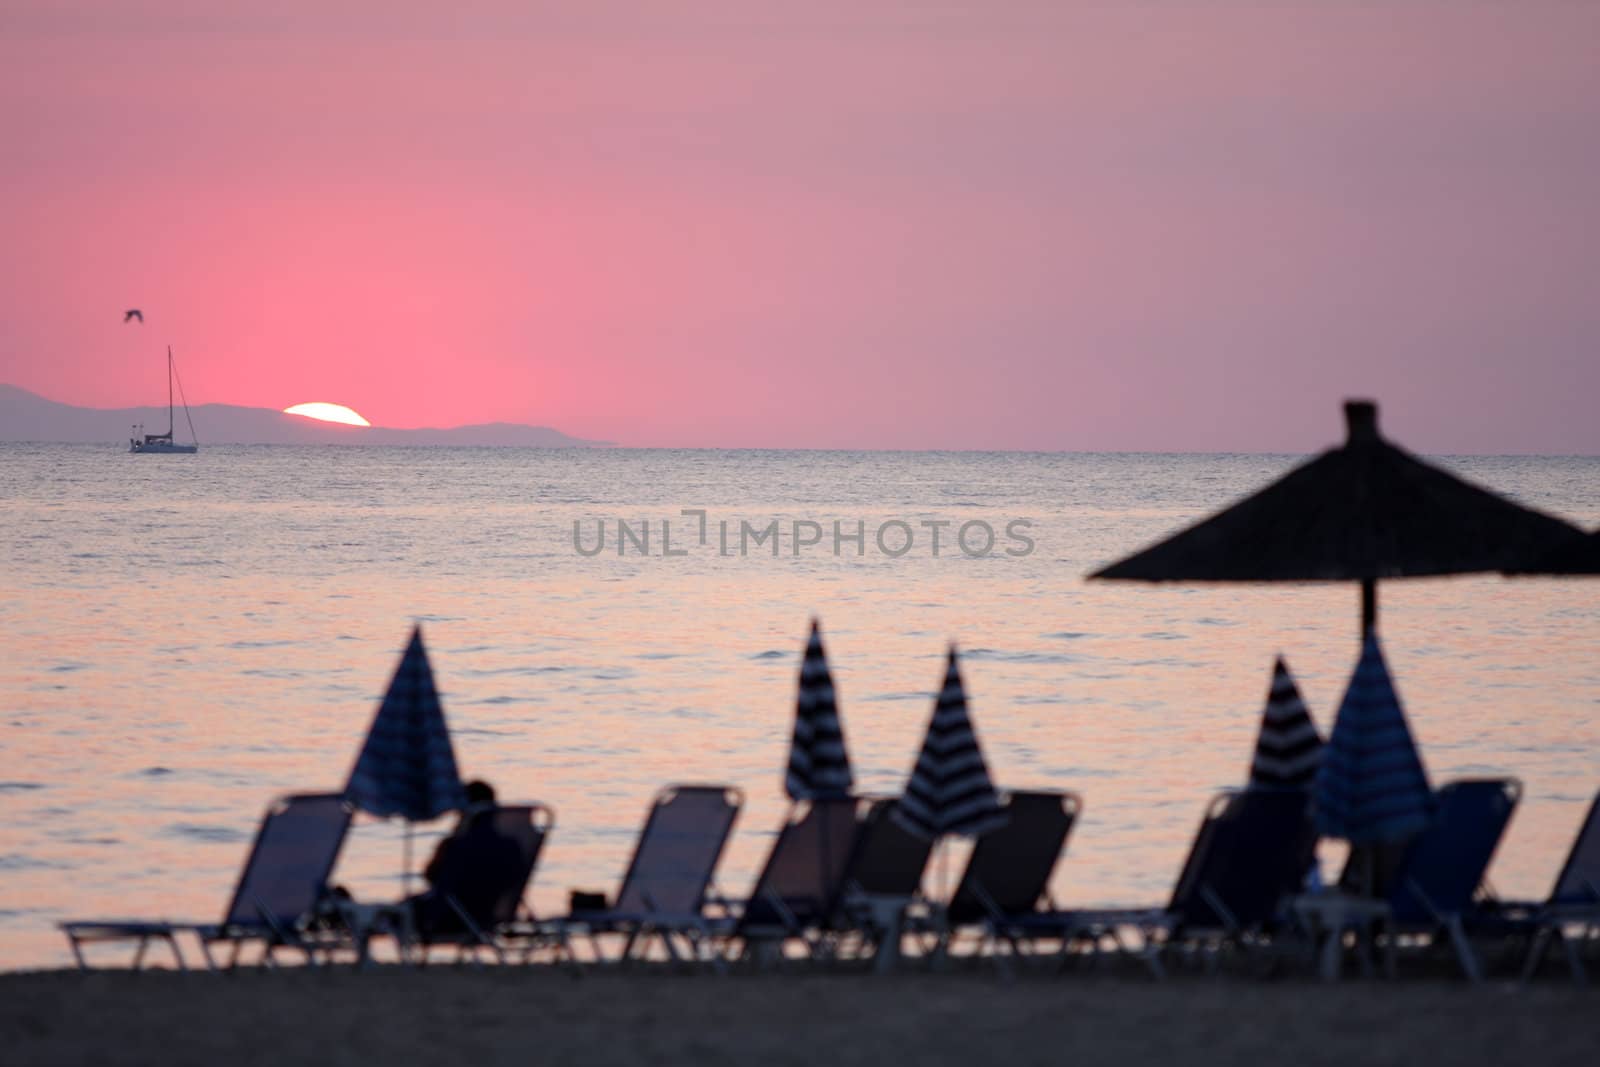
[701,888,738,920]
[445,893,488,934]
[1397,876,1456,930]
[1053,906,1169,933]
[755,886,803,934]
[557,908,709,930]
[1473,897,1542,919]
[192,920,280,941]
[60,920,182,938]
[553,909,620,932]
[1198,884,1243,936]
[970,879,1007,926]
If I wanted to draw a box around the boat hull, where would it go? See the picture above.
[130,441,198,454]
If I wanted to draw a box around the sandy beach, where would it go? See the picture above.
[4,966,1595,1067]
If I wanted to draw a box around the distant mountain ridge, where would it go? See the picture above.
[0,385,608,447]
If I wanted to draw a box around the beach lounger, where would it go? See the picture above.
[1064,788,1316,977]
[60,793,352,971]
[843,797,936,900]
[831,797,936,966]
[555,784,742,965]
[721,796,866,965]
[1470,787,1600,983]
[1365,778,1519,982]
[722,796,938,968]
[405,803,554,964]
[937,790,1081,968]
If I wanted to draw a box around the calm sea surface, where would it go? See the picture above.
[1,444,1596,969]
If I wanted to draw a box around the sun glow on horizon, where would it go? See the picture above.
[283,402,372,427]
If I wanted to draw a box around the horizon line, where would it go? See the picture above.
[5,382,1598,460]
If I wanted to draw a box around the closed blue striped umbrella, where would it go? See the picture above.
[1249,657,1323,789]
[346,626,467,823]
[893,647,1008,841]
[1313,634,1431,844]
[785,619,854,801]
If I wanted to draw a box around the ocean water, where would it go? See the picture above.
[1,444,1596,969]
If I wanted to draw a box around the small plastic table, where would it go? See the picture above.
[1291,893,1391,981]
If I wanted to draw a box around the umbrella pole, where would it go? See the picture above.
[402,822,413,897]
[1360,579,1377,638]
[820,805,832,919]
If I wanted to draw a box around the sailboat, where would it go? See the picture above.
[129,346,199,454]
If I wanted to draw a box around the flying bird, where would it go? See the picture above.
[123,309,143,323]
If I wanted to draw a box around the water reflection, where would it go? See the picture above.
[0,445,1595,967]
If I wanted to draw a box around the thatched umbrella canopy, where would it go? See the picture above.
[1089,400,1584,637]
[1504,528,1600,576]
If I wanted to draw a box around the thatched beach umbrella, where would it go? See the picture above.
[1090,400,1584,637]
[1248,657,1323,790]
[785,619,854,801]
[1505,528,1600,576]
[345,626,468,890]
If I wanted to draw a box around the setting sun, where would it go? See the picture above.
[283,402,372,427]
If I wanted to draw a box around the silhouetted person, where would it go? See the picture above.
[123,309,143,323]
[410,779,523,936]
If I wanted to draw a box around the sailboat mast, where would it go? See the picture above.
[166,346,174,438]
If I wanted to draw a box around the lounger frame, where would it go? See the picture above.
[60,792,353,971]
[551,783,743,967]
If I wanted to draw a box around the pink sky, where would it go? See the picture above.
[2,2,1597,452]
